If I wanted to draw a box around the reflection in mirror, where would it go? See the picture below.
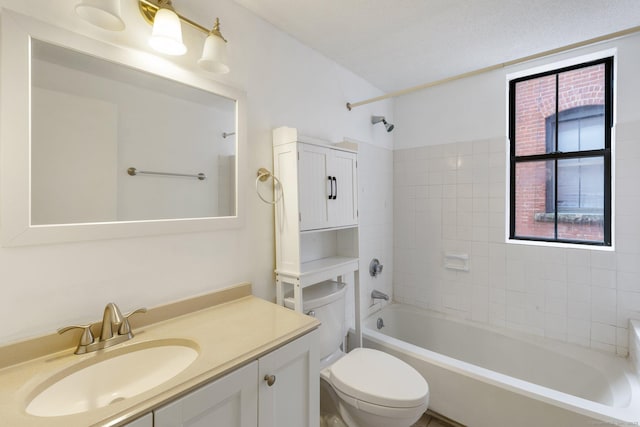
[30,40,237,226]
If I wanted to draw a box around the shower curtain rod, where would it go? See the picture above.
[345,24,640,111]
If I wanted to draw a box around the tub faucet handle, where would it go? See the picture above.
[369,258,384,277]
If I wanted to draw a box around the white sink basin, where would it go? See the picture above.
[26,340,199,417]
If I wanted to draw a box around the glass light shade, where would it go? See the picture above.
[149,8,187,56]
[198,33,229,74]
[75,0,125,31]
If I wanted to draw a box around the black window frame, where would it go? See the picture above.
[508,57,613,246]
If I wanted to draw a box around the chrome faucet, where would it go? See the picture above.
[371,289,390,302]
[59,302,147,354]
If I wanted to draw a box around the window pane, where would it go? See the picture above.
[515,75,556,156]
[579,115,604,150]
[557,158,604,242]
[557,157,604,211]
[514,160,555,239]
[557,158,580,210]
[558,64,605,151]
[558,157,604,242]
[557,119,578,152]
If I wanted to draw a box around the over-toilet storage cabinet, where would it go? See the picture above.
[126,330,319,427]
[272,127,360,317]
[296,142,358,231]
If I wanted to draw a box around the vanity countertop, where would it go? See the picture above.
[0,287,320,426]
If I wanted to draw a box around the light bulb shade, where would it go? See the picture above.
[75,0,125,31]
[149,8,187,56]
[198,33,229,74]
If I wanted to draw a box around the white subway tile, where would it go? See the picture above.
[472,167,489,183]
[566,248,590,265]
[567,283,591,303]
[590,341,616,353]
[568,318,591,339]
[489,166,506,183]
[617,326,629,350]
[506,306,525,324]
[472,227,489,242]
[591,268,616,289]
[591,322,616,345]
[590,250,617,270]
[567,265,591,285]
[473,197,489,213]
[591,287,617,325]
[617,253,640,273]
[545,313,567,340]
[617,271,640,292]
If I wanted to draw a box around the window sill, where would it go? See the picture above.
[534,212,604,225]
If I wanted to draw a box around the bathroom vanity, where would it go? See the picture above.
[0,283,320,427]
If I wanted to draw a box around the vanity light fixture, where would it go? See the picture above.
[148,0,187,55]
[138,0,230,73]
[74,0,125,31]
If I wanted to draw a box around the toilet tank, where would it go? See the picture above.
[284,280,346,360]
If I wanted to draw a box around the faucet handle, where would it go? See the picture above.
[118,307,147,335]
[58,324,95,346]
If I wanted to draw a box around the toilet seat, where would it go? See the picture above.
[327,348,428,409]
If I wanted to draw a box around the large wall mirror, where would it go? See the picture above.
[1,11,246,246]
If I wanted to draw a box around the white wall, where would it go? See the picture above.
[393,33,640,355]
[0,0,394,343]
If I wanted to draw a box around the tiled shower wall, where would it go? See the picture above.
[393,120,640,356]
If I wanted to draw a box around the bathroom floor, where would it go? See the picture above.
[412,410,466,427]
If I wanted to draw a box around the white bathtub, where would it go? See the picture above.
[360,304,640,427]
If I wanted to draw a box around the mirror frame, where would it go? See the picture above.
[0,11,246,246]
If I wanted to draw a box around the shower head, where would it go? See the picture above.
[371,115,394,132]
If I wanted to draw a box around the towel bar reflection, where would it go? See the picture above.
[127,167,206,181]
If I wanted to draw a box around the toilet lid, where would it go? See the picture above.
[329,348,428,408]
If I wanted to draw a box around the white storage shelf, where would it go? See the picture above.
[273,127,360,314]
[275,256,359,311]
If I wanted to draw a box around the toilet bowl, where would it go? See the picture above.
[285,281,429,427]
[321,347,429,427]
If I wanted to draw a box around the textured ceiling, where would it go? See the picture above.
[230,0,640,93]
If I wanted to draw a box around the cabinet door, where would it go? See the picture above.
[123,413,152,427]
[154,361,258,427]
[298,144,331,231]
[258,331,319,427]
[329,150,358,228]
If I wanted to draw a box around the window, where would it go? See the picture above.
[509,57,613,246]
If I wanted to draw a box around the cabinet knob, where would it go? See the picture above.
[264,374,276,387]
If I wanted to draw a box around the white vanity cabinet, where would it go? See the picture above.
[258,329,319,427]
[123,413,153,427]
[152,331,318,427]
[154,361,258,427]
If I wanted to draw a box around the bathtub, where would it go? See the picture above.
[359,304,640,427]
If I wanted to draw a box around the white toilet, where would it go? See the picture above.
[285,281,429,427]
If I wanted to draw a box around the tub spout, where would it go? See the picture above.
[371,289,389,302]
